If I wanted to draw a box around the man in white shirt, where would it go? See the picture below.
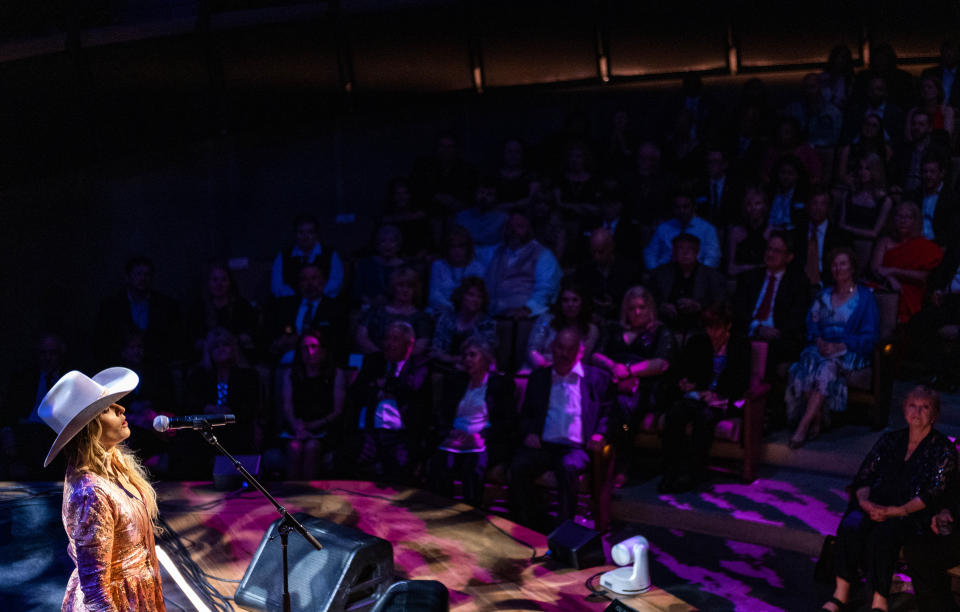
[509,328,612,532]
[644,192,721,270]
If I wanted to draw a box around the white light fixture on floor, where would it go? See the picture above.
[600,535,650,595]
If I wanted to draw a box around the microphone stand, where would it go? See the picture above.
[197,422,322,612]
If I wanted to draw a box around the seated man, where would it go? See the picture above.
[573,227,640,323]
[909,153,960,247]
[263,262,346,365]
[509,327,612,532]
[792,188,853,290]
[271,213,344,298]
[94,255,183,366]
[649,233,727,335]
[486,211,562,319]
[784,73,844,149]
[344,321,430,483]
[454,177,509,252]
[644,191,721,271]
[732,231,810,382]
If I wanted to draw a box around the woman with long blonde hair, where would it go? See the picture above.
[39,367,165,610]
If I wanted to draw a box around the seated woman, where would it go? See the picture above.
[427,225,487,313]
[821,386,958,612]
[906,76,956,140]
[182,327,263,475]
[661,303,750,493]
[726,186,770,277]
[281,329,346,479]
[356,267,433,356]
[871,201,944,324]
[839,153,894,241]
[836,113,893,187]
[786,248,879,448]
[524,278,599,372]
[187,261,260,362]
[354,225,408,309]
[591,286,676,484]
[430,276,496,366]
[427,336,516,507]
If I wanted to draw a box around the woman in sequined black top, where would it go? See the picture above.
[822,386,958,612]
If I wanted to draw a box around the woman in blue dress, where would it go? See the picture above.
[786,247,879,448]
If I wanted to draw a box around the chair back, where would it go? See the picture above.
[874,290,899,340]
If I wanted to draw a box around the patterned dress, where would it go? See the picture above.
[785,289,869,423]
[61,470,164,611]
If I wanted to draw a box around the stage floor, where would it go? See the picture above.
[1,480,692,611]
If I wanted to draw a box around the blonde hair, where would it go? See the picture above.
[64,409,160,531]
[619,286,657,328]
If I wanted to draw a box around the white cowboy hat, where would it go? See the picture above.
[37,367,140,467]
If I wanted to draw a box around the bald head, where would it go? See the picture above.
[551,327,585,375]
[590,228,615,265]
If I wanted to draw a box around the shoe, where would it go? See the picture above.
[788,436,806,450]
[819,596,846,611]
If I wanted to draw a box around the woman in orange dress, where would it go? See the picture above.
[39,367,165,611]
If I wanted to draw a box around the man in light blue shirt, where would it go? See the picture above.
[644,192,721,270]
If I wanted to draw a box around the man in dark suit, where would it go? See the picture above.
[792,189,853,289]
[93,256,182,366]
[509,327,612,532]
[733,231,811,376]
[909,154,960,247]
[921,39,960,110]
[695,147,741,227]
[344,321,430,483]
[649,233,727,335]
[573,228,641,323]
[263,261,346,365]
[843,75,906,148]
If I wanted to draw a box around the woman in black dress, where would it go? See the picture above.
[821,386,958,612]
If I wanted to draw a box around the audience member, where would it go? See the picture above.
[649,233,727,335]
[525,279,599,371]
[454,177,509,251]
[94,256,183,366]
[382,177,432,259]
[906,76,956,140]
[557,142,599,209]
[793,189,854,289]
[582,182,642,261]
[495,138,533,206]
[601,109,640,181]
[871,201,944,323]
[356,267,432,356]
[767,155,807,231]
[430,277,496,366]
[662,107,703,177]
[909,154,959,245]
[181,328,262,475]
[573,227,641,323]
[893,109,934,194]
[271,214,344,299]
[187,261,259,361]
[344,321,430,482]
[820,45,855,111]
[839,153,894,241]
[726,187,770,277]
[525,176,571,264]
[427,225,487,313]
[725,104,767,183]
[644,191,721,270]
[486,211,562,319]
[695,146,740,227]
[115,331,175,470]
[921,38,960,109]
[625,141,674,225]
[732,231,811,374]
[785,73,844,149]
[852,42,915,111]
[821,387,956,612]
[280,329,346,479]
[410,132,477,220]
[353,224,408,308]
[592,286,676,484]
[761,116,823,185]
[510,327,611,532]
[661,303,750,492]
[837,113,895,186]
[428,336,516,507]
[786,248,879,448]
[845,75,906,149]
[264,262,346,365]
[908,241,960,389]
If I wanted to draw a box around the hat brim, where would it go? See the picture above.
[43,368,139,467]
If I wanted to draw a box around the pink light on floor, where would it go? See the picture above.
[710,479,840,535]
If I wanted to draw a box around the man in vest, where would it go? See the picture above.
[485,211,562,320]
[271,214,344,298]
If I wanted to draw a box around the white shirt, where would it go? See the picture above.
[453,375,490,433]
[358,359,407,430]
[749,269,786,334]
[922,183,943,240]
[809,220,828,272]
[542,362,584,446]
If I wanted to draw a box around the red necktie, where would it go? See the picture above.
[755,274,776,321]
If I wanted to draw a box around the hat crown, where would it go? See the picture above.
[38,371,112,435]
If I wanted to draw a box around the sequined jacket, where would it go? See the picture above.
[61,470,165,611]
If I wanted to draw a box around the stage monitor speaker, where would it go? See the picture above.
[235,513,394,612]
[547,519,605,570]
[213,454,261,491]
[369,580,449,612]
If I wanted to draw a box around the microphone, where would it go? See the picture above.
[153,414,236,432]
